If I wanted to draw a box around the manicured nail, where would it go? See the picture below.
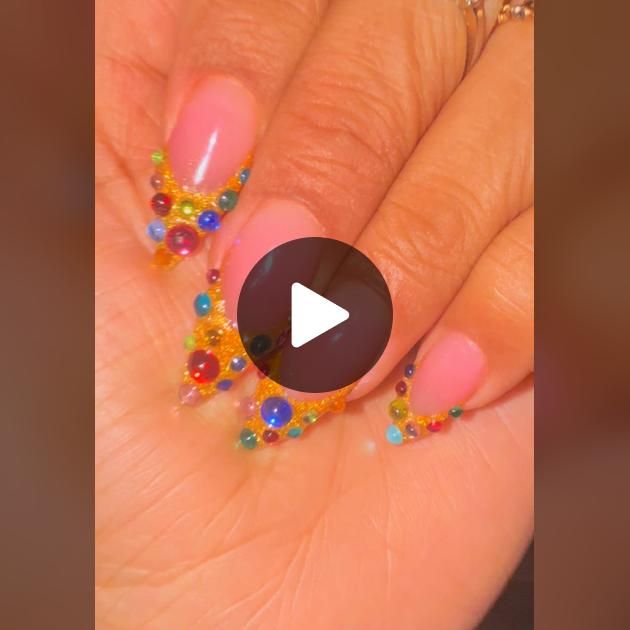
[237,379,351,450]
[385,333,486,445]
[178,270,251,405]
[168,76,257,193]
[221,199,325,321]
[409,332,486,416]
[147,76,256,268]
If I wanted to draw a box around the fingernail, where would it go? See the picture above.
[168,76,257,193]
[221,199,325,321]
[147,76,256,268]
[237,379,351,450]
[409,332,487,416]
[179,270,251,405]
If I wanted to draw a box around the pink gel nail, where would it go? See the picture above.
[167,76,257,193]
[222,199,325,321]
[409,332,487,415]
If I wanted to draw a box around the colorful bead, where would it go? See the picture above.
[250,334,272,356]
[287,427,302,438]
[218,189,238,211]
[151,192,172,216]
[449,406,463,419]
[427,421,443,433]
[206,268,220,284]
[385,424,404,445]
[239,428,257,450]
[262,429,279,444]
[179,199,195,218]
[395,380,407,396]
[405,423,418,438]
[187,350,220,384]
[178,383,203,407]
[150,172,164,190]
[147,219,166,242]
[404,364,415,378]
[217,379,233,391]
[302,410,318,424]
[194,293,212,317]
[151,150,164,165]
[389,399,408,421]
[239,168,250,184]
[230,356,247,372]
[198,210,221,232]
[184,335,196,350]
[206,329,221,346]
[153,248,175,267]
[261,397,293,428]
[165,224,199,256]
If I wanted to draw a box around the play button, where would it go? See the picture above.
[291,283,349,348]
[237,237,393,393]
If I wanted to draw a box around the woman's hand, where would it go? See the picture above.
[97,0,532,627]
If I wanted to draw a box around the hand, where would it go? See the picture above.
[97,0,533,627]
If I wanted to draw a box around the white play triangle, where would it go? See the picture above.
[291,283,350,348]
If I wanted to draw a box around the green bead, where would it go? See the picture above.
[302,410,318,425]
[239,428,257,450]
[449,406,463,419]
[389,399,408,421]
[218,189,238,211]
[287,427,302,438]
[151,150,164,165]
[179,199,195,217]
[184,335,196,350]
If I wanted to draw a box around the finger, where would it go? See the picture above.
[350,18,533,401]
[387,208,533,442]
[145,0,329,266]
[210,0,503,318]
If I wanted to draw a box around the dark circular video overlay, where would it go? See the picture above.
[236,237,393,393]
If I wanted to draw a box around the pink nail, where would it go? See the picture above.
[222,199,325,321]
[409,332,487,415]
[167,76,257,193]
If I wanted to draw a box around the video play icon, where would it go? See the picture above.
[237,237,393,393]
[290,283,349,348]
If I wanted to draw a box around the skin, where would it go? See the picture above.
[96,0,533,628]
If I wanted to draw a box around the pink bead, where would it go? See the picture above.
[179,383,203,406]
[166,224,200,256]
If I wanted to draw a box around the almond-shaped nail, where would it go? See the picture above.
[221,199,325,321]
[168,76,257,193]
[409,332,487,416]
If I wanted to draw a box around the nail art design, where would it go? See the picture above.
[237,380,353,449]
[178,269,251,405]
[147,150,252,269]
[385,363,464,445]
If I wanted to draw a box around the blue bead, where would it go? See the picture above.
[287,427,302,438]
[261,397,293,428]
[230,356,247,372]
[385,424,404,445]
[193,293,212,317]
[404,364,415,378]
[147,219,166,242]
[217,379,233,391]
[198,210,221,232]
[239,168,250,184]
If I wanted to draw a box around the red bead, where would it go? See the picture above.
[166,224,199,256]
[262,429,279,443]
[427,421,443,433]
[151,192,171,216]
[187,350,219,384]
[206,268,220,284]
[395,380,407,396]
